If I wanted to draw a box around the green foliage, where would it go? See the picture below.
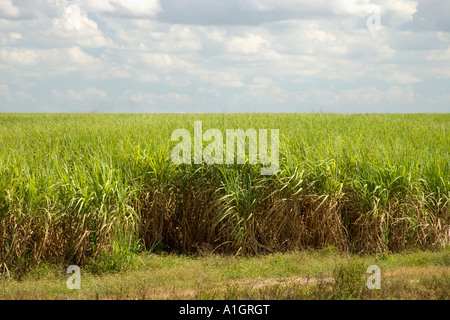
[330,260,367,299]
[0,113,448,274]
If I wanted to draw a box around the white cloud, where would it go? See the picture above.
[0,0,447,113]
[132,52,193,72]
[159,0,417,26]
[190,69,245,88]
[78,0,161,16]
[378,0,417,25]
[161,92,190,103]
[426,47,450,62]
[0,48,39,66]
[0,84,11,101]
[0,84,34,103]
[77,0,115,13]
[128,92,154,104]
[99,18,202,53]
[84,87,109,100]
[298,85,416,105]
[227,33,269,54]
[0,0,20,18]
[0,46,132,80]
[9,32,22,40]
[52,87,109,103]
[49,87,110,112]
[386,85,415,103]
[381,71,422,84]
[138,73,160,82]
[51,5,113,48]
[0,46,96,67]
[246,76,286,103]
[424,47,450,78]
[0,1,113,49]
[123,90,191,106]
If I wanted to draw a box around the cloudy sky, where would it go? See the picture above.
[0,0,449,113]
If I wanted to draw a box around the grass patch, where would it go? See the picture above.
[0,248,448,300]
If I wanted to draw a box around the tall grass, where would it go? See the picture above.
[0,113,448,275]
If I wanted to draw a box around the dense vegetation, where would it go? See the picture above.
[0,113,448,275]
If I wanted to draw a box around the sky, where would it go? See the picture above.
[0,0,449,113]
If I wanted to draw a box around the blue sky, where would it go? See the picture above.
[0,0,449,113]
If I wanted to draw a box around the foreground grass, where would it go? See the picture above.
[1,248,448,300]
